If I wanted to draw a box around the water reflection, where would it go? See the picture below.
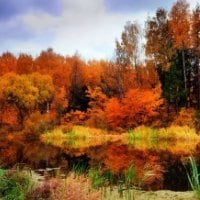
[0,133,199,191]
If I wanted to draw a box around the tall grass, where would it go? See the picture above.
[87,165,137,200]
[72,161,88,176]
[0,169,34,200]
[89,167,104,189]
[187,157,200,199]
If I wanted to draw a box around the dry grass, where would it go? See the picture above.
[51,173,101,200]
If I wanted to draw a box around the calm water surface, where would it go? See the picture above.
[0,133,199,191]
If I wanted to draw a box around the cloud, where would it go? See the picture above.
[105,0,174,13]
[0,0,62,21]
[19,0,150,59]
[0,0,199,60]
[189,0,199,9]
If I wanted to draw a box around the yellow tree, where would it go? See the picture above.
[0,73,54,126]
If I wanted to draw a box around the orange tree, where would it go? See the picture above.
[105,86,163,129]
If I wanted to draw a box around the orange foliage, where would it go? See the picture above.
[105,86,163,129]
[86,87,108,128]
[172,108,197,128]
[0,104,18,127]
[169,0,190,49]
[104,98,123,129]
[17,53,34,74]
[0,52,17,76]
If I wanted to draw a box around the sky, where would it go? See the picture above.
[0,0,199,60]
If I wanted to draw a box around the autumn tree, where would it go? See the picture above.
[34,48,65,74]
[86,87,108,128]
[0,52,17,76]
[145,8,174,71]
[104,98,122,129]
[105,87,163,129]
[191,4,200,51]
[191,4,200,109]
[67,54,89,112]
[17,53,34,74]
[161,53,185,111]
[29,73,55,113]
[99,61,122,97]
[115,22,141,97]
[169,0,191,105]
[0,73,54,126]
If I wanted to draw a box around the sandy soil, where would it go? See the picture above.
[134,190,197,200]
[102,189,197,200]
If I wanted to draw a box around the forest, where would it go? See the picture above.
[0,0,200,200]
[0,1,200,132]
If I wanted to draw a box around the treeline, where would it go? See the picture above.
[146,0,200,110]
[0,0,199,131]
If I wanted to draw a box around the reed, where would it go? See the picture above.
[187,157,200,199]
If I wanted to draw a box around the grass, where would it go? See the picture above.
[187,157,200,199]
[127,125,199,141]
[87,165,137,200]
[44,125,199,143]
[0,169,34,200]
[41,125,200,154]
[89,167,105,189]
[72,161,88,176]
[41,125,125,148]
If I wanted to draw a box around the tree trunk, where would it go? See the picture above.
[197,57,200,109]
[134,56,141,87]
[181,50,189,107]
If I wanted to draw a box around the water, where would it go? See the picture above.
[0,132,199,191]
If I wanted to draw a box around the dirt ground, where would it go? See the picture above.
[102,189,197,200]
[133,190,197,200]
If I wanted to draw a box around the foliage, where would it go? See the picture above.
[0,73,54,126]
[0,169,34,200]
[161,52,186,108]
[86,87,108,129]
[145,8,174,71]
[23,111,54,138]
[0,0,200,132]
[172,108,197,128]
[169,0,190,49]
[105,87,163,129]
